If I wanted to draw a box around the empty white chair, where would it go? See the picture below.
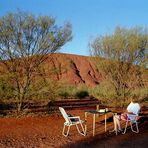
[59,107,85,137]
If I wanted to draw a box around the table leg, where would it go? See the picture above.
[93,114,95,136]
[96,105,99,118]
[85,112,87,134]
[105,114,107,132]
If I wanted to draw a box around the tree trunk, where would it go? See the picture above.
[17,102,22,112]
[17,96,23,112]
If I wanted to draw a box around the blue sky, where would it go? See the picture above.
[1,0,148,56]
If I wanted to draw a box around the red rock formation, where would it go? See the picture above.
[0,53,103,87]
[45,53,103,86]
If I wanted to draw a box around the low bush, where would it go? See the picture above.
[130,87,148,103]
[1,77,147,109]
[0,78,15,100]
[88,80,148,107]
[75,90,89,99]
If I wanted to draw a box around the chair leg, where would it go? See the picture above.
[76,123,85,136]
[80,122,86,136]
[122,120,139,134]
[62,124,66,136]
[135,121,139,133]
[122,120,128,134]
[76,124,81,133]
[131,121,139,133]
[62,124,71,137]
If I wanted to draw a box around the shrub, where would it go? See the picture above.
[0,78,15,100]
[58,92,70,99]
[75,90,89,99]
[57,81,77,99]
[130,87,148,103]
[88,80,130,107]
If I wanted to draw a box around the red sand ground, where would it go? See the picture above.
[0,109,147,148]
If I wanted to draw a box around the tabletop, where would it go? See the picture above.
[84,110,111,114]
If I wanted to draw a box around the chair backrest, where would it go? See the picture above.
[127,102,140,115]
[59,107,70,123]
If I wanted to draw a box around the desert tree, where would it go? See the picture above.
[0,11,72,111]
[89,26,148,104]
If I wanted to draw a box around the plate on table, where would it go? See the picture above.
[97,109,106,113]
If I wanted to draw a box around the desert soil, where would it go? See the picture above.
[0,109,147,148]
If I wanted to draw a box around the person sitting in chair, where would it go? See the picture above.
[113,100,140,133]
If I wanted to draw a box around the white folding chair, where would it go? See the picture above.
[59,107,85,137]
[122,113,139,134]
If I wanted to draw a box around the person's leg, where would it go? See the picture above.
[114,114,122,131]
[113,115,117,134]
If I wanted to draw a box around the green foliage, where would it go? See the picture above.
[53,82,89,99]
[130,87,148,102]
[57,83,76,99]
[88,80,148,107]
[89,80,119,106]
[89,80,117,99]
[0,76,147,108]
[75,90,89,99]
[74,85,89,99]
[0,78,14,100]
[30,79,61,101]
[90,26,148,66]
[0,11,72,111]
[90,26,148,101]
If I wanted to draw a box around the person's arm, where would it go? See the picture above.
[124,109,136,115]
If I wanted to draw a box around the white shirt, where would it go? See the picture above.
[126,102,140,120]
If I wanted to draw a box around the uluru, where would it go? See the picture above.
[44,53,103,87]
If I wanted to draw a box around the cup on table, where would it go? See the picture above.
[105,108,108,112]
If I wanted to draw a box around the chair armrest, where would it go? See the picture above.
[127,114,139,121]
[68,116,81,122]
[69,116,80,119]
[127,113,138,117]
